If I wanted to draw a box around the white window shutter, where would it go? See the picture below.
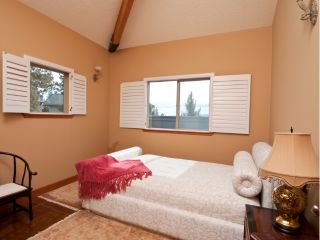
[209,74,251,134]
[2,52,30,113]
[120,81,146,129]
[70,73,87,115]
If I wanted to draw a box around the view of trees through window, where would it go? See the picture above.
[30,65,65,113]
[183,92,201,117]
[148,80,210,130]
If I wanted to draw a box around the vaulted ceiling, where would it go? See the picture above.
[18,0,278,50]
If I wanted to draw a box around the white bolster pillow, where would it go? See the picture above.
[252,142,272,168]
[107,146,143,161]
[251,142,274,208]
[232,151,262,198]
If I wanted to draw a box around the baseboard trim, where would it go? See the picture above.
[33,175,78,196]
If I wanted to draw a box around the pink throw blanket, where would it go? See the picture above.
[76,155,152,199]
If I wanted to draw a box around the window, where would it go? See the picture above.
[2,52,87,115]
[179,80,210,131]
[30,64,67,113]
[149,81,177,129]
[148,79,210,131]
[120,73,251,134]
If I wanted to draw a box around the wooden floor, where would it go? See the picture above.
[0,197,75,240]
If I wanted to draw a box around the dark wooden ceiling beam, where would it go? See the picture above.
[108,0,134,52]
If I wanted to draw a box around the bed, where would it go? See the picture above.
[81,143,273,240]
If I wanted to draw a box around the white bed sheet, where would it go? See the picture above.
[133,154,196,178]
[83,154,260,240]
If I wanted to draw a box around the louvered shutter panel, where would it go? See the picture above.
[2,52,30,113]
[70,73,87,115]
[209,74,251,134]
[120,81,146,128]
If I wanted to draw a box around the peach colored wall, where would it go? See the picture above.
[0,0,109,188]
[108,27,272,165]
[271,0,319,231]
[271,0,319,155]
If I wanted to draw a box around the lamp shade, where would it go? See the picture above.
[259,133,319,187]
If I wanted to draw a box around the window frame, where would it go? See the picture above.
[145,73,214,133]
[120,73,251,135]
[25,55,74,116]
[2,52,86,116]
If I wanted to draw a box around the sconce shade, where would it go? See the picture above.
[259,133,319,187]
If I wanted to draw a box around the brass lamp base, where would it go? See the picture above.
[273,215,300,234]
[272,184,306,234]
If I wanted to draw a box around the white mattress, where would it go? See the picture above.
[83,154,260,240]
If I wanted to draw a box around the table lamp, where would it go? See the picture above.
[259,132,319,234]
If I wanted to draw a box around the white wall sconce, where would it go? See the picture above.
[93,66,102,81]
[297,0,318,25]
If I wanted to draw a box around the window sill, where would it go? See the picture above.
[23,113,73,118]
[143,128,213,136]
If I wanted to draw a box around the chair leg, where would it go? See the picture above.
[28,193,33,220]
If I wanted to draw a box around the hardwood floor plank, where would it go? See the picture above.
[0,197,75,240]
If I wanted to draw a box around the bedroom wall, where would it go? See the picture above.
[271,0,319,231]
[108,27,272,165]
[0,0,110,188]
[271,0,319,155]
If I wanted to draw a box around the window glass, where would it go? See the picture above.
[179,80,210,130]
[148,81,177,129]
[30,65,65,113]
[148,78,210,131]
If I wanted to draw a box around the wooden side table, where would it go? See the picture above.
[244,204,318,240]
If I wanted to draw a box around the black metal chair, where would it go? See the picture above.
[0,151,37,220]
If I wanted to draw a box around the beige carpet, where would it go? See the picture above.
[40,181,81,209]
[38,181,175,240]
[28,210,174,240]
